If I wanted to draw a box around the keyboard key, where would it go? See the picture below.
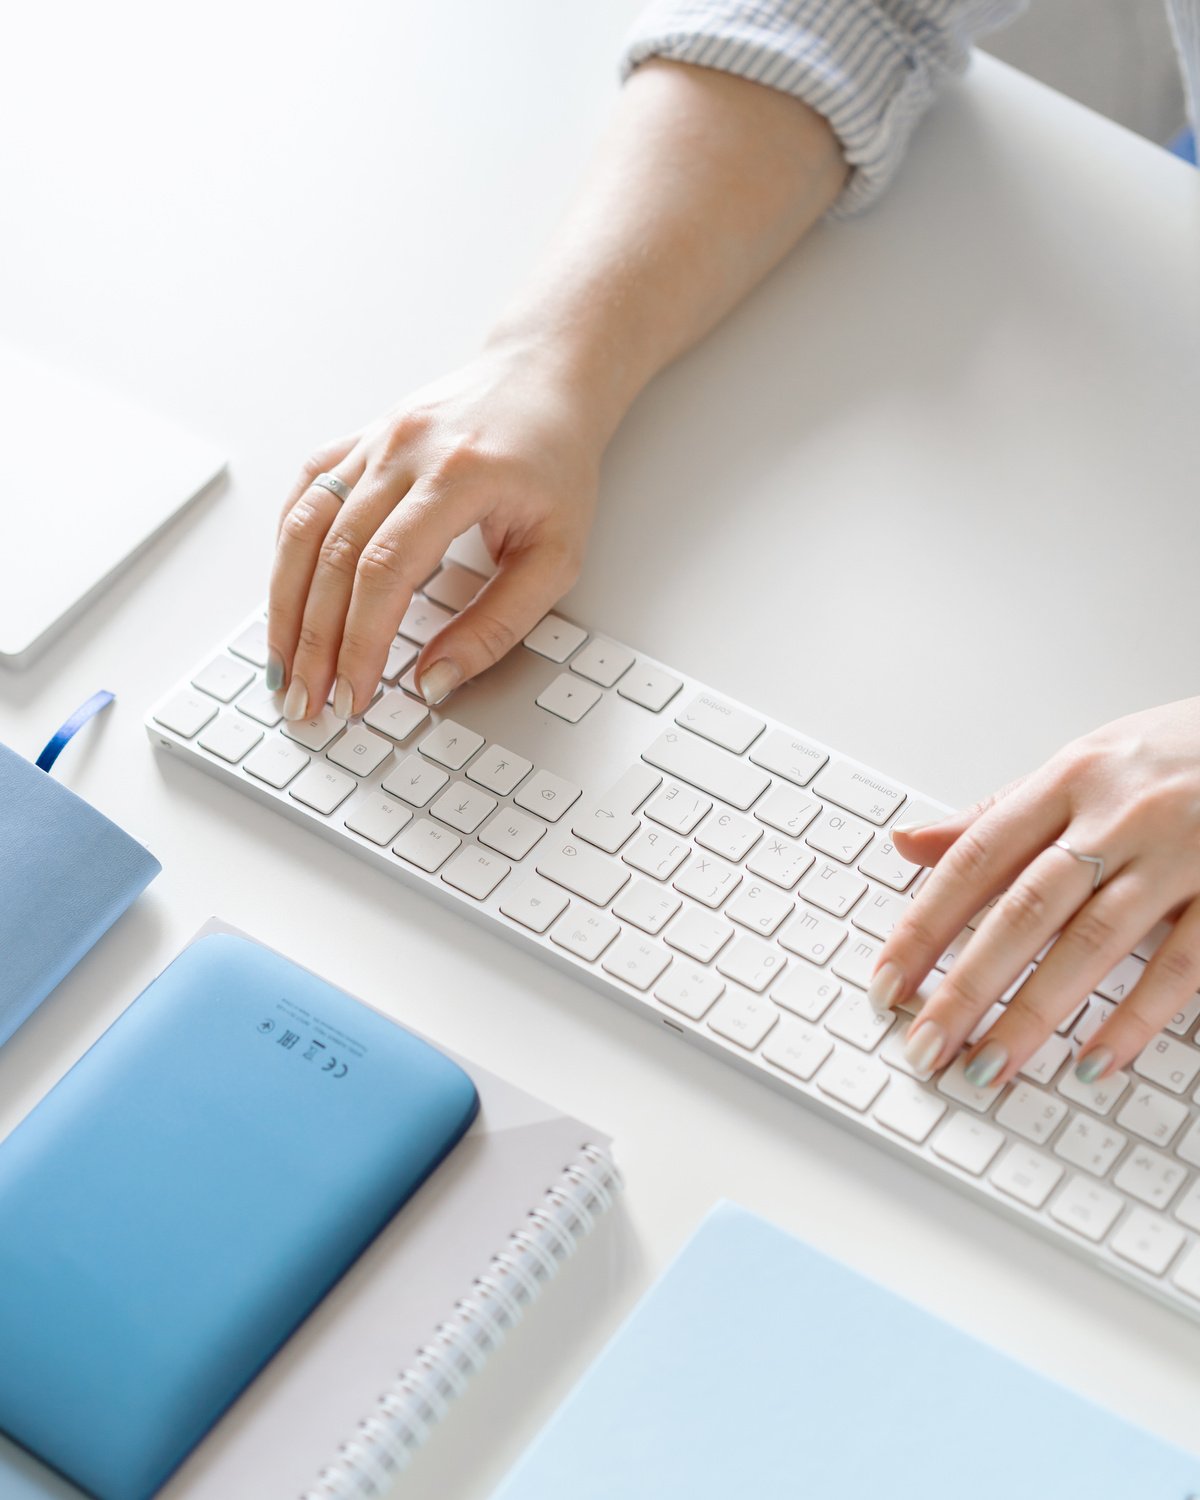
[618,664,682,712]
[873,1076,946,1143]
[613,878,681,935]
[716,935,786,993]
[695,808,761,863]
[825,990,894,1052]
[1051,1175,1123,1241]
[806,808,873,864]
[933,927,973,973]
[570,636,635,687]
[197,713,262,764]
[796,861,866,920]
[1175,1115,1200,1168]
[572,809,638,854]
[623,828,690,879]
[762,1019,833,1082]
[499,874,570,933]
[327,723,393,776]
[748,728,827,786]
[382,639,418,683]
[536,672,603,723]
[990,1144,1063,1208]
[880,1018,935,1081]
[153,689,218,739]
[1017,1034,1072,1087]
[514,769,582,822]
[536,838,630,906]
[467,743,533,797]
[1113,1144,1187,1209]
[419,720,485,770]
[674,693,763,754]
[857,838,921,893]
[831,933,883,991]
[771,966,840,1022]
[343,792,412,846]
[643,730,770,811]
[1134,1035,1200,1095]
[574,766,661,851]
[381,754,449,808]
[398,596,453,645]
[430,782,497,834]
[664,908,733,963]
[601,932,672,991]
[725,881,794,937]
[550,905,619,961]
[192,654,255,703]
[654,962,723,1020]
[235,684,283,728]
[243,738,309,789]
[442,847,511,900]
[816,1047,889,1112]
[364,689,429,743]
[1173,1243,1200,1301]
[994,1083,1067,1145]
[1166,994,1200,1037]
[813,760,906,825]
[644,782,711,835]
[930,1112,1004,1175]
[393,818,461,873]
[282,705,344,752]
[754,784,820,839]
[228,618,269,667]
[851,888,909,940]
[1110,1209,1185,1276]
[1053,1113,1126,1176]
[524,613,588,662]
[289,762,356,815]
[422,562,483,612]
[1116,1083,1189,1147]
[1174,1176,1200,1230]
[1072,997,1116,1047]
[777,902,847,964]
[1096,952,1146,1002]
[478,807,546,860]
[592,764,662,816]
[937,1058,1000,1114]
[745,833,812,890]
[673,852,741,909]
[707,991,777,1050]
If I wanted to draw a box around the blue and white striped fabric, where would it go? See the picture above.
[622,0,1200,214]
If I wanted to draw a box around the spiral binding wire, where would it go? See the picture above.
[302,1144,622,1499]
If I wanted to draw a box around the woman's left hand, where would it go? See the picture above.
[868,697,1200,1090]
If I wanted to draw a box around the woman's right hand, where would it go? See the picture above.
[266,338,604,722]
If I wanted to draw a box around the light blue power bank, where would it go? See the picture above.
[494,1202,1200,1500]
[0,933,479,1500]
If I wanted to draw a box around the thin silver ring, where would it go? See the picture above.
[1053,838,1105,891]
[313,471,351,503]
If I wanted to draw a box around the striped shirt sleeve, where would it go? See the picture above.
[621,0,1027,215]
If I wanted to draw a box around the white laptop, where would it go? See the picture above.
[0,344,224,668]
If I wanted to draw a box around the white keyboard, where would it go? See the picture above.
[148,561,1200,1321]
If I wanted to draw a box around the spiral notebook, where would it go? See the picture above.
[0,921,620,1500]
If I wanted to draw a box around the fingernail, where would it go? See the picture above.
[904,1021,945,1074]
[283,677,309,721]
[964,1040,1007,1089]
[265,650,284,692]
[892,818,939,837]
[333,675,354,720]
[420,659,463,706]
[866,961,904,1014]
[1074,1048,1113,1085]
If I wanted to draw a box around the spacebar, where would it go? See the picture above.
[642,731,770,811]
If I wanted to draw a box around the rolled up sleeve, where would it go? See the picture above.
[621,0,1026,215]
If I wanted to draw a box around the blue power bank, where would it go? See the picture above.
[0,933,479,1500]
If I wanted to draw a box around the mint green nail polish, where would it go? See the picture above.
[964,1040,1006,1089]
[1074,1048,1112,1085]
[265,650,284,692]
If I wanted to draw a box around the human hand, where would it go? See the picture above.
[867,697,1200,1090]
[266,342,602,721]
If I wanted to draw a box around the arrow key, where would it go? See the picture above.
[430,780,498,834]
[420,719,485,769]
[537,672,603,723]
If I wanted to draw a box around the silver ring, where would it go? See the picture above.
[313,471,351,503]
[1053,838,1105,891]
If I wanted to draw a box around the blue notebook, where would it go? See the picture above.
[494,1202,1200,1500]
[0,933,479,1500]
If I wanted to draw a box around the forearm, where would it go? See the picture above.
[485,59,847,449]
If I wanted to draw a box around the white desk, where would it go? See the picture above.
[2,4,1199,1495]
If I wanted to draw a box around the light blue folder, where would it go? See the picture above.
[494,1202,1200,1500]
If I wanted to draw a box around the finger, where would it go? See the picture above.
[904,840,1110,1077]
[955,866,1163,1088]
[892,775,1030,867]
[411,540,579,704]
[1074,892,1200,1082]
[868,773,1068,1013]
[286,461,421,720]
[267,446,368,698]
[334,476,486,714]
[275,434,361,537]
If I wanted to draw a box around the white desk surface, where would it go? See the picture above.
[2,4,1199,1495]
